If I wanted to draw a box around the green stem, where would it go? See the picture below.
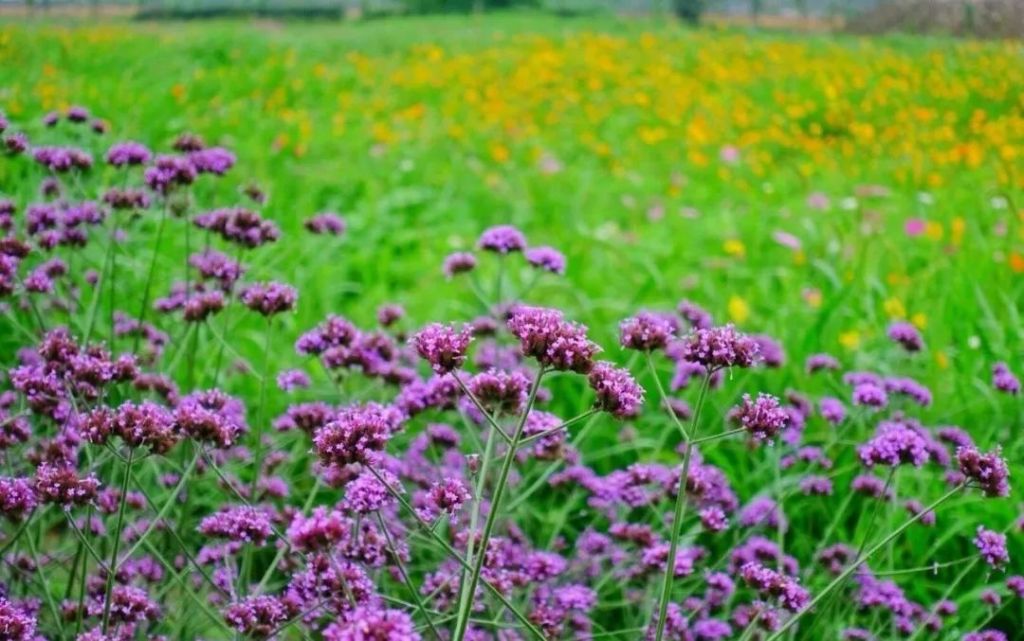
[376,512,441,640]
[102,447,135,632]
[132,205,168,354]
[653,371,711,641]
[451,367,545,641]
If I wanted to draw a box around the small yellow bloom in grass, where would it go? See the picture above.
[723,239,746,258]
[839,330,861,350]
[490,143,509,163]
[934,350,949,370]
[911,313,927,329]
[883,297,905,319]
[925,221,944,241]
[728,296,750,324]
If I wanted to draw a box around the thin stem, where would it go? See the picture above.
[102,446,135,632]
[121,449,200,560]
[647,353,689,440]
[653,371,712,641]
[132,205,168,354]
[452,372,511,445]
[376,512,442,640]
[249,318,274,497]
[451,367,545,641]
[764,483,966,641]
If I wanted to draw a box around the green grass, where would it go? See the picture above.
[0,12,1022,639]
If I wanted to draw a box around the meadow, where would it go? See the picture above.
[0,12,1022,641]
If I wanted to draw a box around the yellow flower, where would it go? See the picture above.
[911,313,927,329]
[839,330,861,350]
[934,350,949,370]
[883,297,906,319]
[723,239,746,258]
[728,296,750,324]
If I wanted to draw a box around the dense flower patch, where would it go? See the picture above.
[0,99,1020,641]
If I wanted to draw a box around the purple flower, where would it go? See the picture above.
[66,105,89,122]
[194,207,280,248]
[343,469,400,514]
[700,506,728,532]
[806,353,840,373]
[957,446,1010,497]
[442,251,477,277]
[198,505,272,545]
[174,389,247,449]
[277,369,311,392]
[858,422,929,467]
[190,249,245,288]
[964,631,1008,641]
[4,132,28,154]
[305,212,346,236]
[239,282,297,316]
[323,607,421,641]
[525,246,566,275]
[103,187,151,210]
[819,397,846,424]
[620,311,676,352]
[34,464,100,508]
[224,595,291,638]
[1007,575,1024,598]
[740,562,809,612]
[975,526,1009,568]
[173,132,205,151]
[507,305,599,373]
[993,362,1020,395]
[410,323,472,374]
[312,403,398,467]
[144,154,196,193]
[883,377,932,406]
[477,224,526,253]
[731,393,789,441]
[0,477,37,521]
[106,141,152,167]
[588,361,644,418]
[0,598,36,641]
[752,334,785,368]
[887,321,923,352]
[800,475,833,496]
[376,304,404,327]
[678,325,759,370]
[466,369,529,415]
[852,383,888,409]
[189,146,236,175]
[287,506,348,552]
[422,477,472,523]
[677,299,713,330]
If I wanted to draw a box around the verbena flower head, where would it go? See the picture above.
[507,305,599,373]
[189,146,236,175]
[477,224,526,254]
[739,562,810,612]
[0,476,37,521]
[525,245,566,274]
[287,506,348,552]
[588,361,644,419]
[806,353,840,373]
[974,526,1009,568]
[467,369,529,415]
[858,422,929,468]
[194,207,280,248]
[106,141,152,167]
[992,362,1020,395]
[144,154,196,194]
[852,382,888,409]
[731,393,789,441]
[0,598,37,641]
[313,403,398,467]
[224,595,291,638]
[34,464,100,508]
[305,212,346,235]
[422,477,472,523]
[678,324,759,370]
[819,397,846,424]
[887,321,923,352]
[239,281,298,316]
[410,323,472,374]
[322,607,421,641]
[619,311,676,352]
[442,251,477,277]
[956,446,1010,497]
[198,505,272,546]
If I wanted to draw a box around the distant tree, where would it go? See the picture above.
[673,0,703,23]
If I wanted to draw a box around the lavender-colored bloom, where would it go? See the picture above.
[678,325,759,370]
[0,598,37,641]
[477,224,526,254]
[677,300,713,330]
[34,146,92,172]
[0,477,37,521]
[525,246,566,275]
[106,141,152,167]
[305,212,346,236]
[904,499,936,526]
[819,397,846,424]
[198,505,272,545]
[343,469,399,514]
[975,527,1010,568]
[144,154,196,194]
[34,464,100,508]
[174,389,247,449]
[700,506,728,532]
[883,377,932,406]
[182,290,226,322]
[4,132,28,154]
[993,362,1020,395]
[980,589,1001,606]
[313,403,397,467]
[739,497,785,530]
[287,506,348,552]
[851,474,892,499]
[224,595,291,638]
[740,562,809,612]
[806,353,840,373]
[1007,575,1024,598]
[467,369,529,415]
[887,321,923,352]
[422,477,472,523]
[752,334,785,368]
[957,446,1010,497]
[376,304,404,327]
[964,632,1008,641]
[323,607,421,641]
[173,132,205,151]
[731,393,789,441]
[194,207,280,248]
[66,105,89,122]
[410,323,472,374]
[620,311,676,352]
[189,146,235,175]
[800,475,833,496]
[277,369,311,392]
[0,112,6,133]
[507,305,599,373]
[858,422,929,468]
[588,361,644,419]
[852,383,888,409]
[42,111,59,126]
[190,249,245,288]
[103,187,151,210]
[239,282,297,316]
[442,251,477,277]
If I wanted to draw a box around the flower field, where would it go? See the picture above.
[0,13,1022,641]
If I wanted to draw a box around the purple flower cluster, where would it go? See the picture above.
[677,325,760,370]
[507,305,599,373]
